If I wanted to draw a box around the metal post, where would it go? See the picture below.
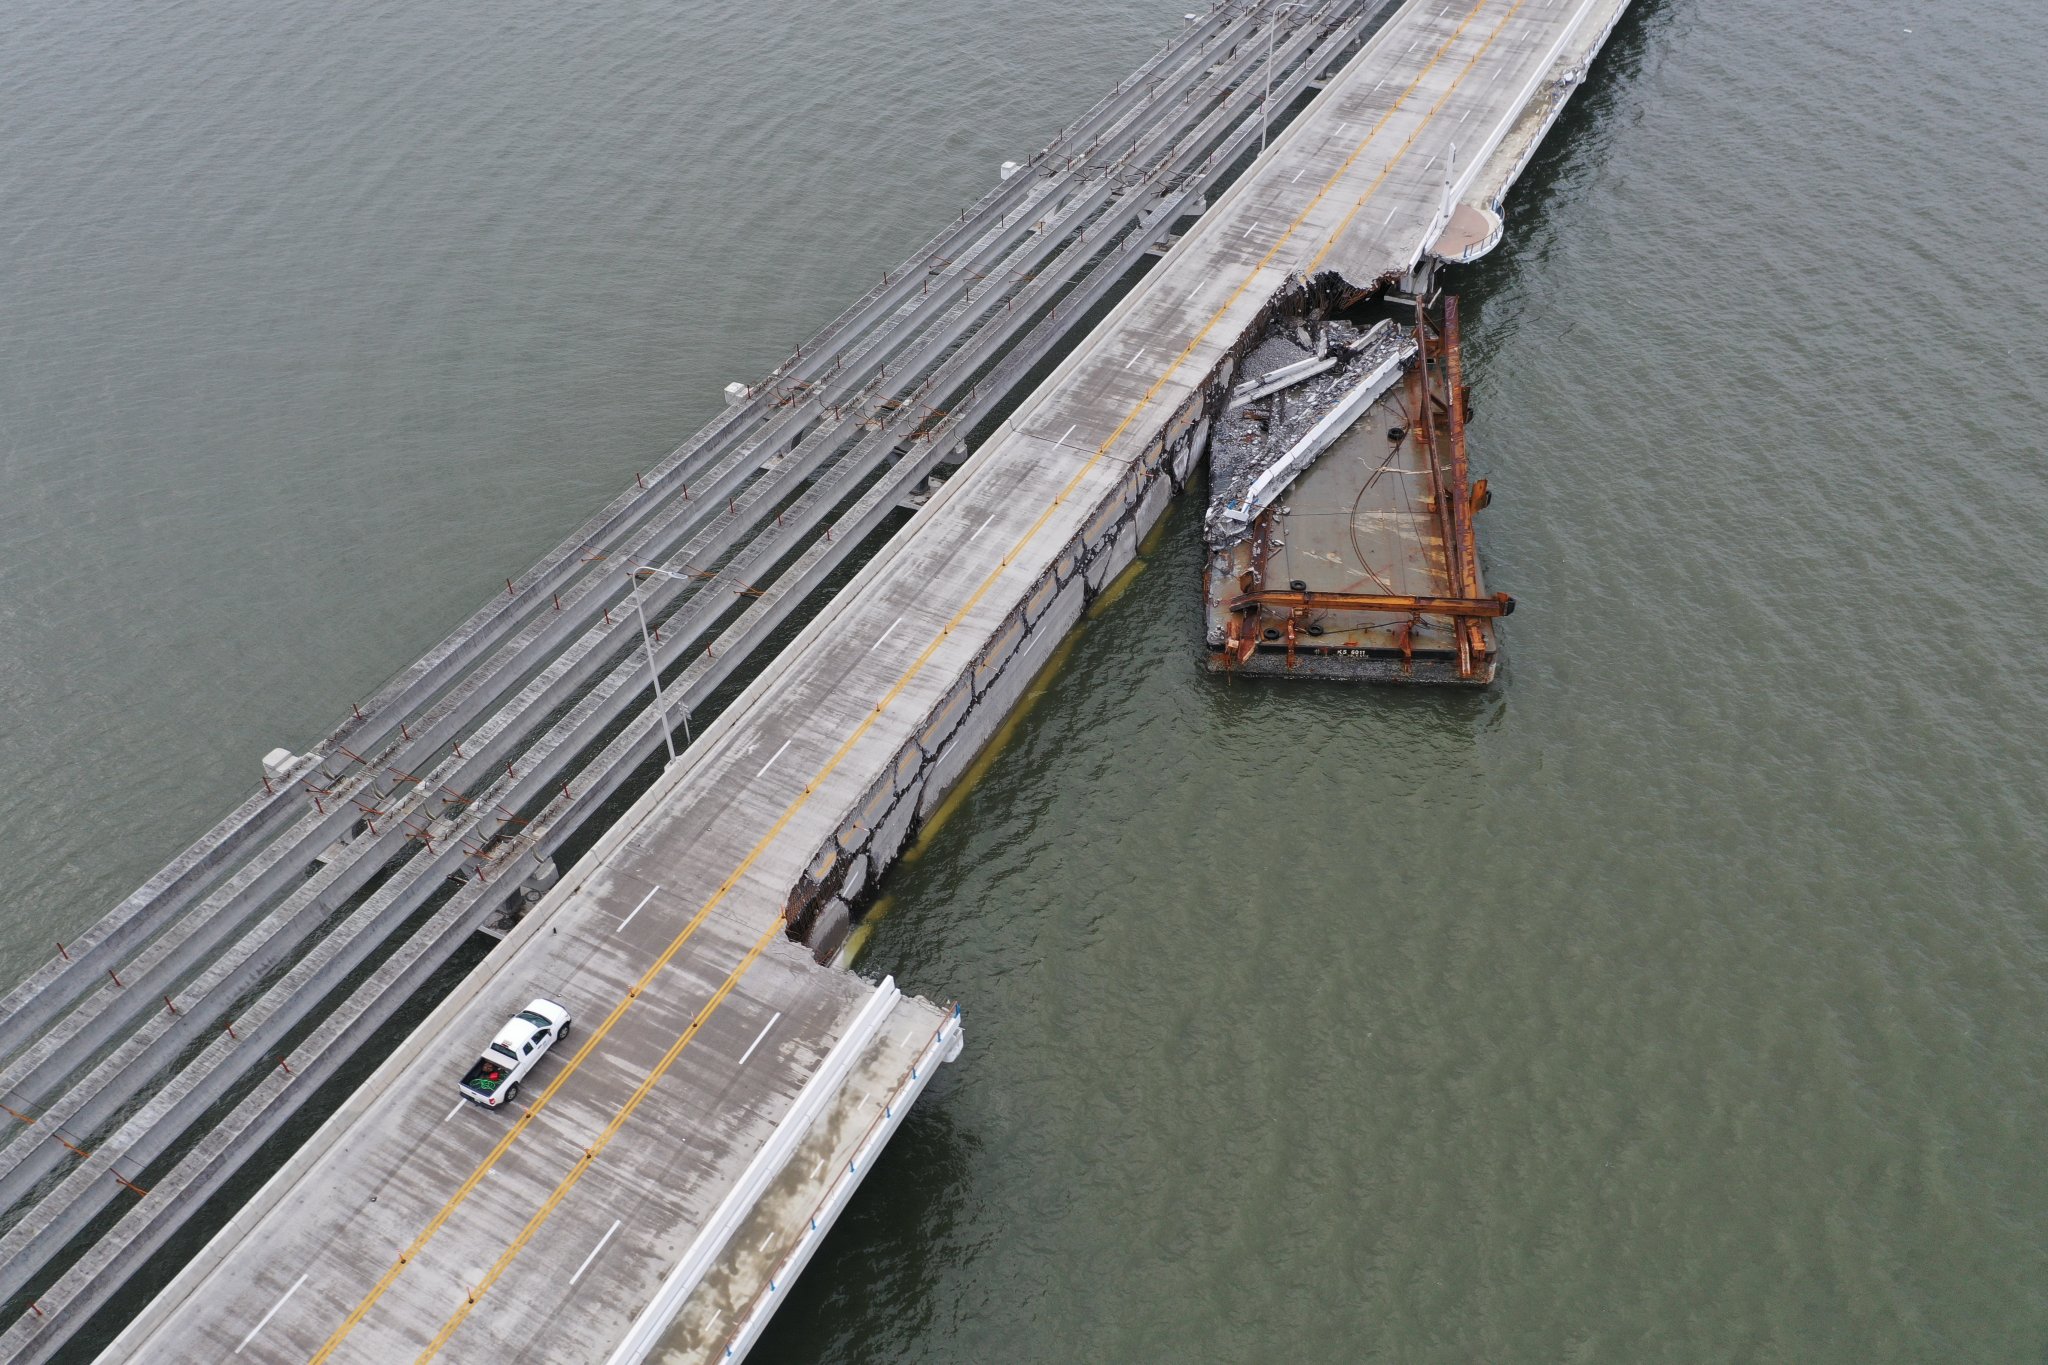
[1261,2,1313,154]
[1434,141,1458,246]
[626,572,681,764]
[1262,19,1274,152]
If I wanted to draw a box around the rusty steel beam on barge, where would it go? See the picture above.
[1209,293,1504,684]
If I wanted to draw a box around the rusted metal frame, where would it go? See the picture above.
[1442,299,1479,601]
[1241,507,1279,664]
[1412,308,1461,590]
[1411,301,1476,677]
[1445,303,1483,672]
[1226,589,1515,617]
[1399,353,1458,678]
[1440,296,1487,671]
[1406,319,1455,587]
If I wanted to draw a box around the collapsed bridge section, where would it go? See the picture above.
[1203,295,1512,683]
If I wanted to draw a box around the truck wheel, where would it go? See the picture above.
[505,1082,521,1105]
[559,1021,572,1042]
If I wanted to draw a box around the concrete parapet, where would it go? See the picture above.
[784,367,1224,954]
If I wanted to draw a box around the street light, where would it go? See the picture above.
[624,568,690,764]
[1262,1,1318,153]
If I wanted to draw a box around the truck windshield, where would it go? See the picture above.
[515,1010,553,1029]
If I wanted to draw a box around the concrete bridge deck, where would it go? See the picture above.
[44,0,1634,1359]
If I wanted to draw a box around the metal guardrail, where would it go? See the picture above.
[707,1003,964,1365]
[598,977,924,1365]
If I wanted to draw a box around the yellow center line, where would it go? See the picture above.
[1307,0,1532,275]
[313,1,1525,1357]
[414,916,785,1361]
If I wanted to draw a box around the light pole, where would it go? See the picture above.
[625,569,688,764]
[1262,1,1317,154]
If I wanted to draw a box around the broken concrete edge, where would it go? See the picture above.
[75,10,1449,1341]
[782,271,1340,962]
[786,425,1177,952]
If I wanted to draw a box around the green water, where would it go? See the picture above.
[4,0,2045,1359]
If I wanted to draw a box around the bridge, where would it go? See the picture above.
[0,0,1633,1358]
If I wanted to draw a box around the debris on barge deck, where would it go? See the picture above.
[1202,294,1512,684]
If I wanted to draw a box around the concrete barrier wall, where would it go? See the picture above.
[783,376,1230,964]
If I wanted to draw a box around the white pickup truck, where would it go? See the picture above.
[458,997,573,1109]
